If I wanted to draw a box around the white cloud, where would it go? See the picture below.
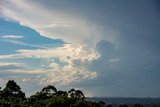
[4,69,47,74]
[0,62,46,74]
[0,0,105,45]
[42,45,98,86]
[1,39,47,49]
[0,44,100,61]
[0,61,97,86]
[0,62,24,67]
[38,61,97,86]
[0,62,25,70]
[1,35,24,39]
[0,44,98,86]
[0,0,115,86]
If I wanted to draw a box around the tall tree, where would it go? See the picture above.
[3,80,25,99]
[41,85,57,94]
[68,88,85,99]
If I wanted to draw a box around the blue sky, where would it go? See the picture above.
[0,0,160,97]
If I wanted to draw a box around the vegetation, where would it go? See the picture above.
[0,80,105,107]
[0,80,159,107]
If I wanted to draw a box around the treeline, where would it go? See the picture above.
[0,80,106,107]
[0,80,160,107]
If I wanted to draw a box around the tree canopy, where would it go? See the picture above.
[0,80,154,107]
[0,80,105,107]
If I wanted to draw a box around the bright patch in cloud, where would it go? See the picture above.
[40,61,97,86]
[0,44,100,61]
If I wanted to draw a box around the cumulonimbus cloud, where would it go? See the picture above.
[0,0,114,86]
[0,0,103,45]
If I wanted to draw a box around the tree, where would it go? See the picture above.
[3,80,25,99]
[56,90,68,96]
[41,85,57,94]
[75,90,85,99]
[68,88,85,99]
[0,80,105,107]
[4,80,21,92]
[98,101,106,106]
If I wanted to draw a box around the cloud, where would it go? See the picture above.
[1,39,47,49]
[0,63,97,86]
[0,44,98,86]
[0,44,100,61]
[2,69,47,74]
[0,0,118,47]
[1,35,24,39]
[109,58,120,63]
[0,0,103,88]
[0,61,97,86]
[38,45,98,86]
[0,62,23,67]
[0,34,47,49]
[0,0,118,94]
[1,0,160,97]
[40,61,97,86]
[0,62,46,74]
[0,62,24,70]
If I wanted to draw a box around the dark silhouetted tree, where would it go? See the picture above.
[41,85,57,94]
[0,80,107,107]
[56,90,68,96]
[68,88,85,99]
[3,80,25,99]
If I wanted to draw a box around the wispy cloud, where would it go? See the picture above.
[3,69,47,74]
[0,62,23,67]
[109,58,120,63]
[1,35,24,39]
[1,39,47,49]
[0,44,100,61]
[0,62,24,70]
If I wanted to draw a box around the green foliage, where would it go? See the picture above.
[2,80,25,99]
[3,80,159,107]
[41,85,57,94]
[0,80,104,107]
[68,88,85,99]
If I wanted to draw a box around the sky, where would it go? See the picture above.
[0,0,160,97]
